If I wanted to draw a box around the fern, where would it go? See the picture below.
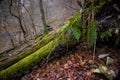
[69,12,82,41]
[71,26,81,41]
[88,20,98,48]
[66,0,102,48]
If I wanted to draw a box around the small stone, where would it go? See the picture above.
[98,54,109,59]
[93,69,101,73]
[8,54,12,56]
[106,57,114,65]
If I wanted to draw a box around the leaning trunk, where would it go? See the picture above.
[0,13,81,79]
[0,30,61,71]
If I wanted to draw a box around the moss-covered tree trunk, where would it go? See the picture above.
[0,13,80,80]
[0,29,62,71]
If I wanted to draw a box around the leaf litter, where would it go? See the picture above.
[24,45,120,80]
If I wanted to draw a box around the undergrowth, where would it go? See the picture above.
[68,0,118,48]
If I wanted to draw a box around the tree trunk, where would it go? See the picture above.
[0,27,63,71]
[0,13,80,79]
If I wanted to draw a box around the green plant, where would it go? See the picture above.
[70,13,82,41]
[66,1,112,48]
[87,20,98,48]
[100,28,113,41]
[69,0,99,48]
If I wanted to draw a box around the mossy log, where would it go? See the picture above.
[0,27,63,71]
[0,39,66,79]
[0,13,80,80]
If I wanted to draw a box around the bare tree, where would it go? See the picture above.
[39,0,48,34]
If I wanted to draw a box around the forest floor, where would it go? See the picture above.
[23,44,120,80]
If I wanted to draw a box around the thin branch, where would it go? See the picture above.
[92,42,96,64]
[98,15,112,24]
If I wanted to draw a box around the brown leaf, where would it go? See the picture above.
[88,60,93,64]
[64,63,69,69]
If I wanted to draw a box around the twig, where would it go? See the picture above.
[92,42,96,64]
[98,15,112,24]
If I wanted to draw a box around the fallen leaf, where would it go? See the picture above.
[64,63,69,69]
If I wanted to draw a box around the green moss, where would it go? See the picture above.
[0,12,81,79]
[0,38,65,79]
[0,23,70,79]
[0,31,60,70]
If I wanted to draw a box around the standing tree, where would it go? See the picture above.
[39,0,48,34]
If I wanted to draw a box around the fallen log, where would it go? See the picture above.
[0,0,111,71]
[0,13,81,79]
[0,24,64,71]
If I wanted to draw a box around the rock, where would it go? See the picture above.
[93,69,101,73]
[98,54,109,59]
[106,57,114,65]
